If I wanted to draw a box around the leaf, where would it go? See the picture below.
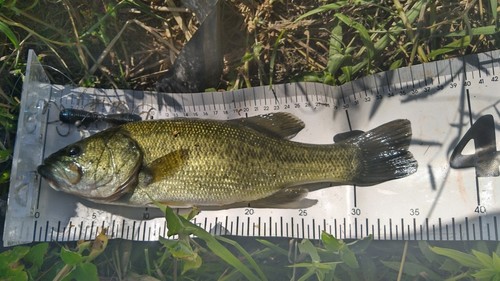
[196,230,263,281]
[24,243,49,277]
[162,239,197,261]
[86,229,108,262]
[390,59,403,70]
[428,36,471,59]
[66,263,99,281]
[341,66,353,82]
[445,25,500,37]
[418,241,441,263]
[0,21,19,48]
[327,24,346,75]
[296,267,316,281]
[335,13,375,59]
[160,238,201,274]
[1,269,28,281]
[382,260,443,280]
[329,24,343,53]
[327,54,347,77]
[216,236,268,281]
[164,206,184,237]
[347,235,372,253]
[290,261,340,270]
[298,239,320,263]
[256,239,288,257]
[60,247,83,266]
[0,246,29,281]
[472,250,494,268]
[439,258,462,275]
[472,268,500,281]
[182,254,202,274]
[295,3,345,22]
[490,0,498,28]
[0,246,30,264]
[321,231,342,252]
[430,246,482,268]
[162,207,264,281]
[340,247,359,269]
[493,253,500,268]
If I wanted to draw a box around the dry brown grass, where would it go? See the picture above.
[1,0,499,92]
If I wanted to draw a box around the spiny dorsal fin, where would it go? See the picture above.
[229,112,305,139]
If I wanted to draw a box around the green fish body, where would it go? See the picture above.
[37,113,417,208]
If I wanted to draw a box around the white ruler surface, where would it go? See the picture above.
[3,50,500,246]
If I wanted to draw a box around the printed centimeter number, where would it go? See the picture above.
[450,114,499,215]
[152,71,498,118]
[160,84,490,118]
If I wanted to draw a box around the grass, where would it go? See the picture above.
[1,0,500,280]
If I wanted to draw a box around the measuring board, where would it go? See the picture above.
[3,50,500,246]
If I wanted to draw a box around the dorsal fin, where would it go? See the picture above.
[230,112,305,139]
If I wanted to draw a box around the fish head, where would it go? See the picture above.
[37,129,142,201]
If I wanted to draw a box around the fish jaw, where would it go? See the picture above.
[37,161,81,192]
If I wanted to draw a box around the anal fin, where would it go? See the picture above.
[249,188,317,209]
[248,187,317,209]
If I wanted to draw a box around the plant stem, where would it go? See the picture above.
[396,241,409,281]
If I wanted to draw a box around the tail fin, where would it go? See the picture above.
[345,119,418,185]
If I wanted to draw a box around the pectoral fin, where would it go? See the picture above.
[141,149,189,184]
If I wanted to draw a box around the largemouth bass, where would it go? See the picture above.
[37,113,418,208]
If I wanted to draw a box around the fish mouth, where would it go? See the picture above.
[37,162,82,191]
[37,164,62,190]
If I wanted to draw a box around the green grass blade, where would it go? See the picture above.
[0,21,19,48]
[490,0,498,28]
[269,29,286,87]
[445,26,500,37]
[334,13,375,59]
[471,250,494,268]
[430,246,482,269]
[188,226,263,281]
[294,3,345,22]
[216,236,268,281]
[298,239,320,263]
[427,36,471,59]
[381,261,442,279]
[256,239,289,257]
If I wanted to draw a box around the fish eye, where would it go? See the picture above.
[67,145,81,157]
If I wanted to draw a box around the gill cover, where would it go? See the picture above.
[37,128,142,201]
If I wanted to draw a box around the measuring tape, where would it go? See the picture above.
[3,49,499,246]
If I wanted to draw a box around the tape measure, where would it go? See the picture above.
[3,49,499,246]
